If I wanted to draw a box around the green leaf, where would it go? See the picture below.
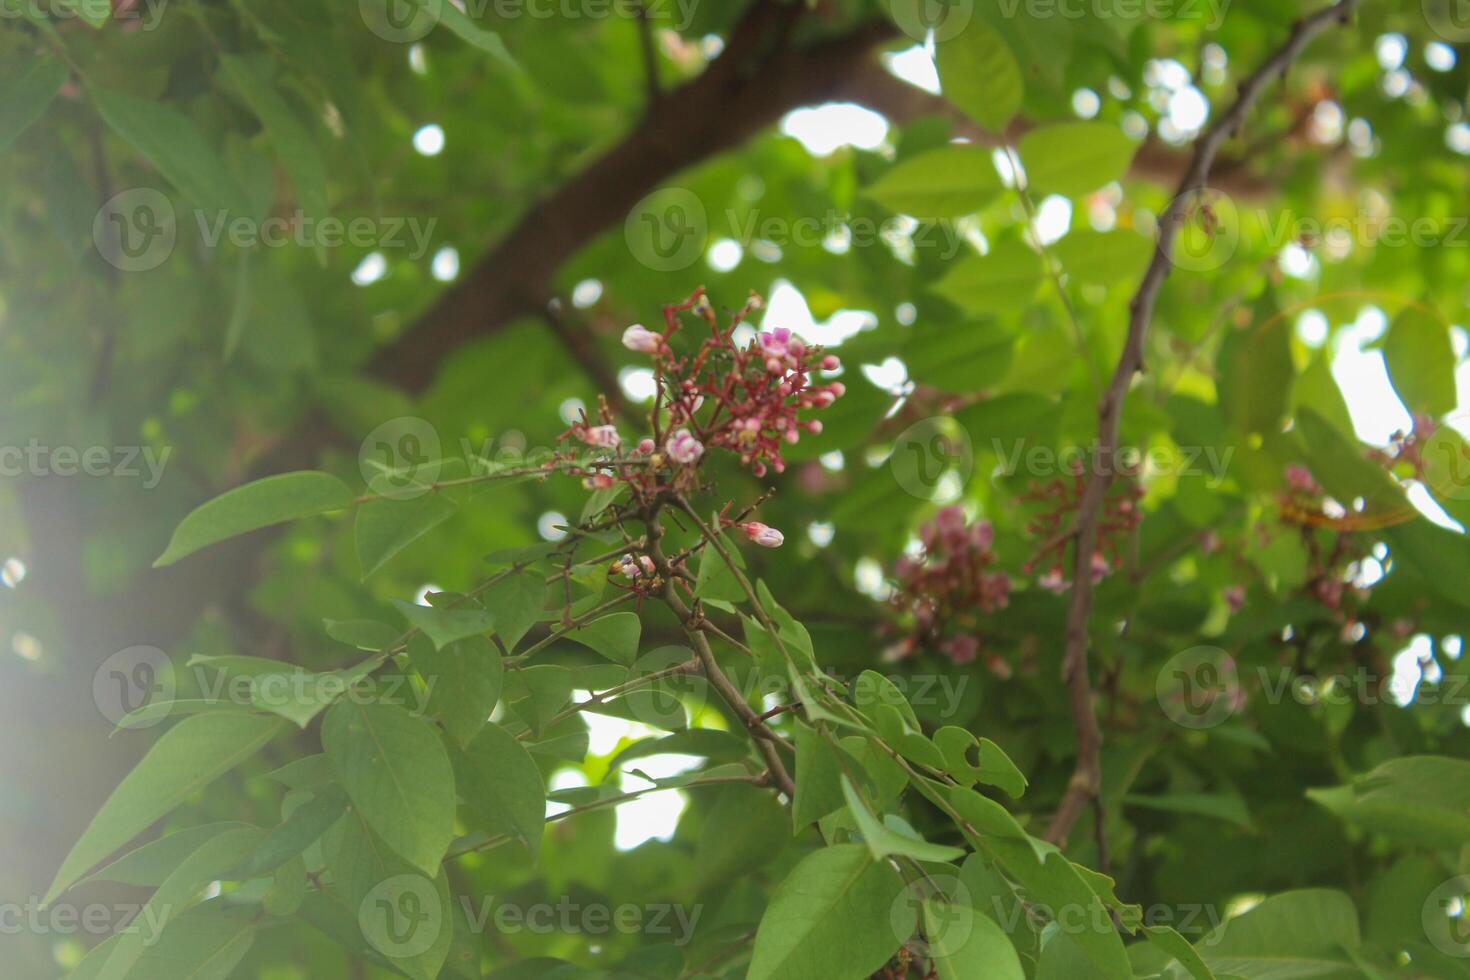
[91,89,251,217]
[453,722,546,853]
[1380,304,1456,417]
[931,239,1045,315]
[1218,298,1294,437]
[1051,229,1152,285]
[1123,791,1255,831]
[407,634,502,748]
[695,783,789,885]
[933,727,1027,797]
[218,53,330,221]
[924,898,1026,980]
[234,786,348,878]
[264,857,308,916]
[934,21,1024,131]
[155,471,355,566]
[93,826,265,980]
[128,906,258,980]
[695,527,747,603]
[355,493,458,578]
[1197,889,1361,978]
[901,321,1016,394]
[322,810,454,980]
[841,775,965,863]
[747,844,909,980]
[1142,925,1219,980]
[326,618,402,651]
[864,145,1004,219]
[187,653,384,728]
[55,0,110,27]
[78,822,254,889]
[392,597,494,650]
[792,722,848,828]
[436,1,518,68]
[0,56,67,155]
[322,701,456,875]
[563,611,641,664]
[482,571,547,651]
[1018,122,1137,196]
[46,714,283,904]
[1307,756,1470,849]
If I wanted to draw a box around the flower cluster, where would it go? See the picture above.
[886,506,1012,673]
[625,291,845,479]
[555,289,844,504]
[1020,464,1143,594]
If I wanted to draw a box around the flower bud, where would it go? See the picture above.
[622,324,663,354]
[740,522,784,548]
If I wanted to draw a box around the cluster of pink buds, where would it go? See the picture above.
[608,552,663,598]
[1284,463,1322,497]
[1021,464,1142,594]
[556,290,845,502]
[632,289,845,479]
[886,506,1012,674]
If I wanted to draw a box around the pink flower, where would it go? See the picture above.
[1284,464,1320,495]
[740,521,784,548]
[979,571,1011,611]
[636,438,656,454]
[580,425,621,449]
[1089,552,1110,583]
[935,506,966,535]
[1038,568,1068,594]
[1223,585,1246,613]
[666,428,704,465]
[942,634,979,665]
[969,520,995,552]
[622,324,663,354]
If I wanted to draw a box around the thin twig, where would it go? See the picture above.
[1044,0,1361,847]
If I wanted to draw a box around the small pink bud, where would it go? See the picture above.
[636,438,656,454]
[621,324,663,354]
[827,382,846,398]
[821,355,840,371]
[804,420,823,434]
[741,522,784,548]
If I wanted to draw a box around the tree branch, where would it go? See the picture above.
[1044,0,1362,848]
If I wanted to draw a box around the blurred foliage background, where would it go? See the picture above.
[4,0,1470,976]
